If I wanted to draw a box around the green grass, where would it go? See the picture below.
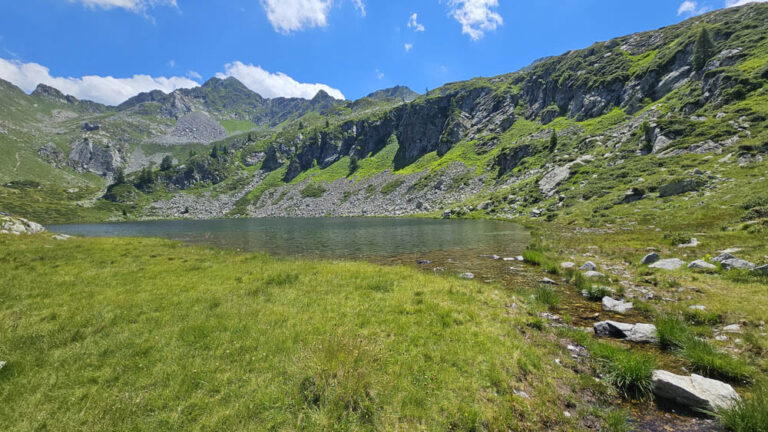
[534,285,561,311]
[0,234,586,431]
[682,338,753,383]
[717,382,768,432]
[300,182,328,198]
[604,409,633,432]
[655,315,691,350]
[380,178,405,195]
[220,119,257,134]
[592,343,656,399]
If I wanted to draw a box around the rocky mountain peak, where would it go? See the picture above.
[31,84,74,103]
[366,85,420,103]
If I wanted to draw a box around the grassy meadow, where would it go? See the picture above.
[0,234,601,431]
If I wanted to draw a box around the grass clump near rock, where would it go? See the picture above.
[717,382,768,432]
[655,315,753,383]
[603,409,633,432]
[592,343,656,399]
[522,244,559,274]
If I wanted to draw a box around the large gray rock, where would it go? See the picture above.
[602,297,633,314]
[642,252,660,265]
[0,216,46,235]
[581,261,598,271]
[649,258,686,270]
[721,258,755,271]
[659,179,703,198]
[688,260,716,270]
[652,370,741,412]
[712,253,735,263]
[594,321,658,343]
[539,165,570,196]
[67,138,123,179]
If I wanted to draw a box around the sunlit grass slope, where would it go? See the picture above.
[0,235,579,431]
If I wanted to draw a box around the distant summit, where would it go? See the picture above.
[366,86,419,103]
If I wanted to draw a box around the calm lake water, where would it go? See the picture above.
[48,217,530,260]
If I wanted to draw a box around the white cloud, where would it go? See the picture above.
[725,0,768,7]
[217,61,344,99]
[167,59,176,68]
[408,13,425,32]
[351,0,366,16]
[187,70,202,80]
[404,43,413,52]
[69,0,176,13]
[260,0,366,34]
[0,57,198,105]
[677,1,709,16]
[260,0,333,34]
[447,0,503,41]
[375,69,384,80]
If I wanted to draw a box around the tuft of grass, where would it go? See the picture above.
[590,342,656,399]
[582,285,612,301]
[522,249,559,274]
[717,382,768,432]
[604,408,634,432]
[683,338,753,383]
[534,285,561,311]
[655,315,692,351]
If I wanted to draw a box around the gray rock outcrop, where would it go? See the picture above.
[0,216,46,235]
[602,297,633,314]
[688,260,716,270]
[649,258,686,270]
[652,370,741,412]
[594,321,658,343]
[642,252,661,265]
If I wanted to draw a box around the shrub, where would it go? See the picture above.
[717,382,768,431]
[300,183,327,198]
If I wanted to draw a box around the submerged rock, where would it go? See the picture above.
[594,321,658,343]
[652,370,741,412]
[602,297,633,314]
[649,258,686,270]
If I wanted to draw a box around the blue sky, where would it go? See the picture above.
[0,0,763,105]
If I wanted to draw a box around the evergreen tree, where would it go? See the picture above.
[298,121,305,130]
[210,145,219,159]
[325,119,330,128]
[135,167,154,190]
[693,28,714,71]
[349,154,360,175]
[114,167,125,185]
[160,155,173,171]
[549,130,558,152]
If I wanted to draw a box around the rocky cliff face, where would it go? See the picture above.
[67,138,123,179]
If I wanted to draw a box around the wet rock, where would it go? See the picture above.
[649,258,686,270]
[642,252,661,265]
[460,273,475,279]
[652,370,741,412]
[580,261,598,271]
[602,297,633,314]
[721,258,755,271]
[594,321,658,343]
[688,260,716,270]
